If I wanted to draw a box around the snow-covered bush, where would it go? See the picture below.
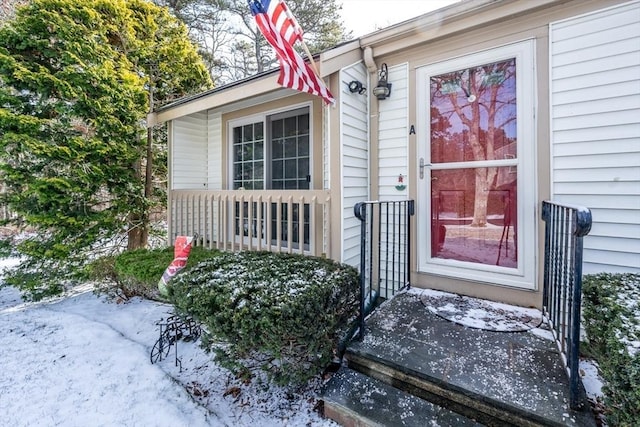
[168,251,359,385]
[582,273,639,426]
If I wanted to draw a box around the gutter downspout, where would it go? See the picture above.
[363,46,377,74]
[363,44,381,210]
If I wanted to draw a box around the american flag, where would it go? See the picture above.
[249,0,335,105]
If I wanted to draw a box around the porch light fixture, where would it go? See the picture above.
[348,80,366,95]
[373,63,392,100]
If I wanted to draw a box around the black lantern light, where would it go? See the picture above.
[372,63,392,100]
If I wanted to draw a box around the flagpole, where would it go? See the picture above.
[280,0,321,79]
[299,39,320,78]
[293,28,332,105]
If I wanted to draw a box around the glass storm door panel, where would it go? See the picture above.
[417,41,536,289]
[430,58,518,267]
[269,110,311,249]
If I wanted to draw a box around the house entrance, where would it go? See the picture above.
[416,40,537,289]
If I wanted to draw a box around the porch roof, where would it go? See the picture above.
[148,68,293,126]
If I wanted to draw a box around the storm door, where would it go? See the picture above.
[416,41,536,289]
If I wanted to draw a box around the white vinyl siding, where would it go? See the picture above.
[207,111,222,190]
[550,1,640,274]
[378,63,409,199]
[171,112,208,190]
[340,62,369,267]
[377,63,410,292]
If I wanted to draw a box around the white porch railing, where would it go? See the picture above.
[169,189,331,258]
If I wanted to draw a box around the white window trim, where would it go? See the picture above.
[416,39,538,290]
[227,101,314,190]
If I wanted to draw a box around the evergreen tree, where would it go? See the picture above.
[156,0,351,83]
[0,0,211,299]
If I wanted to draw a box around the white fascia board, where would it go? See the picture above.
[149,73,290,125]
[360,0,564,58]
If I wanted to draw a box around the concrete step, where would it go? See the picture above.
[322,367,484,427]
[344,348,594,427]
[342,292,597,427]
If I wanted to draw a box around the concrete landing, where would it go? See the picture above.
[323,290,596,427]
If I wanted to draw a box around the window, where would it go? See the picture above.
[271,112,310,190]
[229,105,312,250]
[231,107,310,190]
[232,122,264,190]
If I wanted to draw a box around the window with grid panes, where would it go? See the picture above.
[232,122,264,190]
[270,111,310,190]
[230,107,311,249]
[231,107,309,190]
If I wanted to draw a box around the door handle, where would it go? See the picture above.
[419,158,431,179]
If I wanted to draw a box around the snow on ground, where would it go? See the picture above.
[0,292,213,427]
[0,258,334,427]
[579,359,603,401]
[0,257,607,426]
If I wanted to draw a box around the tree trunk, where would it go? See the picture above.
[254,35,263,73]
[141,124,153,246]
[127,154,145,250]
[471,166,497,227]
[136,86,155,249]
[126,81,154,252]
[127,215,144,250]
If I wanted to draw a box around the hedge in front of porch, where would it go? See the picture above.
[89,246,219,300]
[582,273,640,426]
[168,251,359,385]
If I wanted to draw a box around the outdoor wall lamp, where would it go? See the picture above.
[347,80,366,95]
[372,63,392,100]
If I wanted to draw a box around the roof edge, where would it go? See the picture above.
[359,0,566,57]
[155,67,279,115]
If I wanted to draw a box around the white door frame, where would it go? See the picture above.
[415,39,538,290]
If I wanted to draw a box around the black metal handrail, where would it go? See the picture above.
[541,200,592,409]
[354,200,415,339]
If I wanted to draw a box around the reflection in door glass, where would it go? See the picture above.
[431,167,517,267]
[429,58,518,268]
[430,58,517,164]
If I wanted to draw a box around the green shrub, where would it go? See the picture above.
[168,251,359,385]
[582,273,640,426]
[0,238,13,258]
[89,246,219,300]
[1,261,65,301]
